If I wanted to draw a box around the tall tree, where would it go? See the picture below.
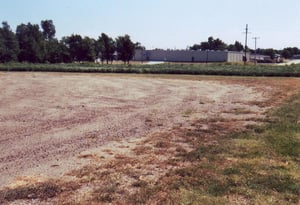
[257,48,276,59]
[81,36,96,61]
[207,36,214,49]
[0,22,19,62]
[44,38,68,63]
[190,36,227,51]
[95,38,105,63]
[62,34,96,62]
[116,34,135,64]
[189,44,201,50]
[61,34,83,62]
[281,47,300,59]
[58,40,72,63]
[200,41,210,50]
[97,33,115,64]
[41,20,60,63]
[41,20,56,40]
[135,42,145,50]
[209,37,227,50]
[281,49,292,59]
[16,23,44,62]
[228,41,244,51]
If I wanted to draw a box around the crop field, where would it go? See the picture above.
[0,72,299,204]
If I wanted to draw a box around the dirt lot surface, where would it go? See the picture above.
[0,72,299,204]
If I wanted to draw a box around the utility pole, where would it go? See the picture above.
[253,37,260,64]
[243,24,249,65]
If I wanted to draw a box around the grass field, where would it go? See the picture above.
[1,62,300,77]
[153,91,300,204]
[0,72,299,204]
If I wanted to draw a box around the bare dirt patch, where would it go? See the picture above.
[0,72,299,204]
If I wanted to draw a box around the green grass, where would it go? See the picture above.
[1,62,300,77]
[155,91,300,204]
[243,93,300,158]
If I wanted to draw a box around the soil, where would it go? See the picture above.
[0,72,299,204]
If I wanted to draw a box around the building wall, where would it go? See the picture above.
[134,49,245,63]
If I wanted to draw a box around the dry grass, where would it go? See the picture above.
[1,75,300,204]
[0,180,80,204]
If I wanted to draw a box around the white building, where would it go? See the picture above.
[134,49,249,63]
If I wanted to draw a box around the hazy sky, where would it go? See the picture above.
[1,0,300,49]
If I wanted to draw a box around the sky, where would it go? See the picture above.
[1,0,300,50]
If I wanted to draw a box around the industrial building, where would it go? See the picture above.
[134,49,249,63]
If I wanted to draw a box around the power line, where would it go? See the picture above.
[243,24,251,65]
[253,37,260,64]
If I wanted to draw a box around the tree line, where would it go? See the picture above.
[1,20,299,64]
[190,36,300,59]
[0,20,137,64]
[190,36,244,52]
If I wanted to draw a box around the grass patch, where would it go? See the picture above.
[0,182,61,202]
[0,180,79,203]
[127,185,160,204]
[2,62,300,77]
[173,188,230,205]
[92,182,120,203]
[183,144,225,161]
[152,91,300,204]
[248,174,299,194]
[182,108,196,117]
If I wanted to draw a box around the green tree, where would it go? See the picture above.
[228,41,244,52]
[58,40,72,63]
[234,41,244,52]
[281,47,300,59]
[116,34,135,64]
[41,20,56,40]
[61,34,83,62]
[44,39,67,63]
[200,42,210,50]
[81,36,96,61]
[210,37,227,50]
[207,36,214,49]
[62,34,96,62]
[260,48,276,59]
[135,42,145,50]
[41,20,60,63]
[97,33,115,64]
[0,22,19,62]
[281,49,292,59]
[95,38,105,63]
[191,37,227,51]
[189,44,201,50]
[16,23,44,62]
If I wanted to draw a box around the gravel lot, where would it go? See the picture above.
[0,72,280,189]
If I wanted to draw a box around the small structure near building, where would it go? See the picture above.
[134,49,249,63]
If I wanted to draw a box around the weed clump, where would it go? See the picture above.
[0,182,61,202]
